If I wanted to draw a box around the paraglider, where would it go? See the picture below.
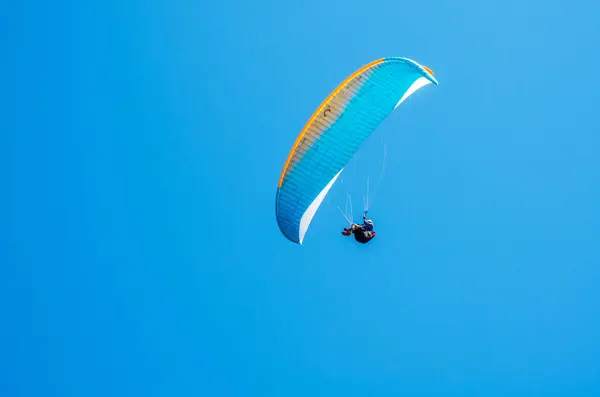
[342,212,376,244]
[275,57,438,245]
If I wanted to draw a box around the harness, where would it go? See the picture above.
[354,229,376,244]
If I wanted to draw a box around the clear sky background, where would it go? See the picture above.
[3,0,600,396]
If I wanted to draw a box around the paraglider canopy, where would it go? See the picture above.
[275,57,438,244]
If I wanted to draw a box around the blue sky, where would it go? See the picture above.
[3,0,600,396]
